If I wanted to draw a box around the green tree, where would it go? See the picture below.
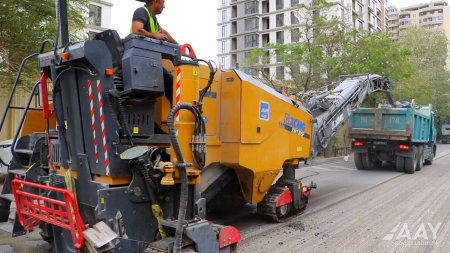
[0,0,88,91]
[394,26,450,123]
[339,32,413,81]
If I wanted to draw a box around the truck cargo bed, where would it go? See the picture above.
[349,105,434,143]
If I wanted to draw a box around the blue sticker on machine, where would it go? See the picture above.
[259,101,270,120]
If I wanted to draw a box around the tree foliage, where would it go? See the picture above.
[0,0,88,90]
[338,32,413,81]
[394,26,450,123]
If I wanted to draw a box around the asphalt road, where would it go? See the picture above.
[239,144,450,253]
[0,145,449,252]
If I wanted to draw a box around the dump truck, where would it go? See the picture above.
[349,102,437,174]
[0,0,393,252]
[440,124,450,144]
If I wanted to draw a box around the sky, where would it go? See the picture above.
[111,0,218,61]
[111,0,433,62]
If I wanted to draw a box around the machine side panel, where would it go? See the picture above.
[60,71,86,170]
[80,42,129,177]
[238,80,312,204]
[220,71,242,143]
[219,71,242,165]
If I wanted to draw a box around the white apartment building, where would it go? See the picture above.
[217,0,387,79]
[388,1,450,66]
[85,0,114,38]
[387,5,399,40]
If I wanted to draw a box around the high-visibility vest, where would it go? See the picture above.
[130,6,159,34]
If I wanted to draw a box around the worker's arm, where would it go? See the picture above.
[132,21,170,41]
[160,27,178,45]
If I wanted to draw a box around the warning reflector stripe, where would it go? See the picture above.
[88,80,99,164]
[175,68,181,122]
[96,80,110,176]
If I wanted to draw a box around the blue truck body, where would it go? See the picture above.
[349,104,437,174]
[441,124,450,144]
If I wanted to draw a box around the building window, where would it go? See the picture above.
[245,34,259,48]
[262,1,269,13]
[276,31,284,44]
[291,28,300,42]
[221,57,226,67]
[262,33,270,46]
[357,4,363,16]
[262,17,270,30]
[276,0,284,10]
[221,0,227,7]
[276,14,284,27]
[245,17,259,31]
[276,66,284,80]
[245,1,258,15]
[231,54,237,68]
[221,41,226,53]
[222,10,228,22]
[244,51,252,59]
[221,25,228,38]
[291,0,299,7]
[88,4,102,26]
[291,11,299,25]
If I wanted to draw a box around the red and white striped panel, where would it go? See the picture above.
[175,68,182,122]
[96,80,110,176]
[87,80,99,164]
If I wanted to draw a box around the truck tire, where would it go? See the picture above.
[416,146,424,171]
[404,146,417,174]
[354,153,365,170]
[396,156,404,172]
[362,153,374,170]
[424,151,434,165]
[374,159,382,168]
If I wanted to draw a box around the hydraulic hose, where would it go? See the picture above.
[166,102,203,253]
[195,59,217,112]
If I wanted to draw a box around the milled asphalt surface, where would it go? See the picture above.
[0,145,449,252]
[239,144,450,253]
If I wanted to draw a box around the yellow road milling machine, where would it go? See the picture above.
[0,1,392,252]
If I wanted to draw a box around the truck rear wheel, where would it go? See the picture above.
[374,159,382,168]
[416,146,424,171]
[404,146,417,174]
[362,153,374,170]
[354,153,365,170]
[395,156,404,172]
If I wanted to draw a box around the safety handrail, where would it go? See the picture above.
[11,179,85,250]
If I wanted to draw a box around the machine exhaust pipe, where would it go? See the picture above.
[55,0,69,48]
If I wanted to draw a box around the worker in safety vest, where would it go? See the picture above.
[131,0,178,44]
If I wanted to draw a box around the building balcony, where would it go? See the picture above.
[422,19,444,26]
[352,8,363,17]
[399,23,410,29]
